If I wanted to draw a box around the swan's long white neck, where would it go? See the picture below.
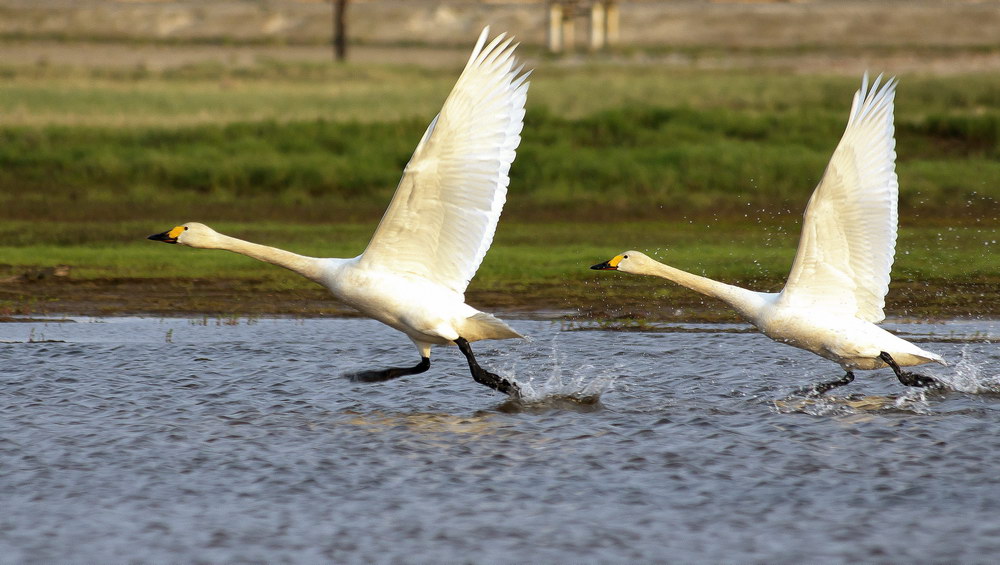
[638,260,771,321]
[209,234,327,285]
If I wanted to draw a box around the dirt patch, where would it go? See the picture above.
[8,39,1000,76]
[3,275,997,322]
[4,1,1000,49]
[3,1,1000,75]
[0,41,475,70]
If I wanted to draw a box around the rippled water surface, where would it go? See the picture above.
[3,316,1000,562]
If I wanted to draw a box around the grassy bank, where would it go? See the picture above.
[2,64,999,222]
[1,220,996,321]
[1,62,997,319]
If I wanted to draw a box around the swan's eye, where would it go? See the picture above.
[623,255,629,259]
[184,226,189,231]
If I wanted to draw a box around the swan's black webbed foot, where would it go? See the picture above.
[345,357,430,383]
[879,352,943,389]
[454,337,521,397]
[800,371,855,397]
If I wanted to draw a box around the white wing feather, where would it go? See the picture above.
[359,27,530,296]
[779,74,898,323]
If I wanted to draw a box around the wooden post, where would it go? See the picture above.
[547,2,564,53]
[333,0,348,62]
[561,4,575,53]
[589,1,606,51]
[605,1,620,46]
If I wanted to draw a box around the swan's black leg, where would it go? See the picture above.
[345,357,430,383]
[879,352,942,389]
[454,337,520,397]
[801,371,855,396]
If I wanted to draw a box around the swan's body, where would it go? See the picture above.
[593,75,945,392]
[149,28,529,396]
[320,256,520,347]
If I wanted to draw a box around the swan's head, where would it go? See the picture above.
[147,222,221,249]
[590,250,651,274]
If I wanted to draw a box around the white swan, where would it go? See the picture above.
[593,75,946,394]
[149,28,529,396]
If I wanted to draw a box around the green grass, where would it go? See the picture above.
[0,220,994,287]
[2,69,999,222]
[0,61,997,317]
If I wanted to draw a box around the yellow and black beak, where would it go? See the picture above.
[147,225,184,244]
[591,255,623,270]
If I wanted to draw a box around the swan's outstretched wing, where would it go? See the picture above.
[779,74,898,323]
[358,27,529,295]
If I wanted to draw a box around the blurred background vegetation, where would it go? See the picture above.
[1,0,997,319]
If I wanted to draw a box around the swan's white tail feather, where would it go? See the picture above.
[460,312,523,342]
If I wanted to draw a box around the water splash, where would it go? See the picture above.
[493,333,618,408]
[934,346,1000,393]
[514,364,615,404]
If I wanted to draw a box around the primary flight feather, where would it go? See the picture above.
[781,73,899,324]
[362,31,528,294]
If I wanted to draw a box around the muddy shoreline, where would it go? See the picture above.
[4,276,998,323]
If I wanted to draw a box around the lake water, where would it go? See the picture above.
[2,316,999,562]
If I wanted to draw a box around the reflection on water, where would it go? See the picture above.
[346,411,505,438]
[2,316,999,562]
[496,393,604,414]
[773,391,934,416]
